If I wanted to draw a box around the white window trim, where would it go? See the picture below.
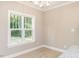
[8,10,35,48]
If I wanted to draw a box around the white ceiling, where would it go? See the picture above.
[17,1,76,12]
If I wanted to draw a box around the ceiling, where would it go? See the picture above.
[17,1,76,12]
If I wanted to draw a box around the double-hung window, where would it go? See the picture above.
[8,10,35,47]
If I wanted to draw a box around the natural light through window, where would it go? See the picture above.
[8,10,35,48]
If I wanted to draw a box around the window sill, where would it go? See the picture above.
[8,39,35,48]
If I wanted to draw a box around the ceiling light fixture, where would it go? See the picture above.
[31,1,51,8]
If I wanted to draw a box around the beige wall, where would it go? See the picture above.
[0,1,44,55]
[0,1,79,56]
[44,2,79,50]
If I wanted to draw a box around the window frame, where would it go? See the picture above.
[8,10,35,48]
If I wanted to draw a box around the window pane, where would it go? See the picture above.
[24,17,32,29]
[25,30,32,38]
[11,30,22,42]
[10,13,21,29]
[11,30,22,37]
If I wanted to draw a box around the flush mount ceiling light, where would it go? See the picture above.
[30,1,53,8]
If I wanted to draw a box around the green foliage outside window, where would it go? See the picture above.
[25,30,32,38]
[10,14,21,28]
[24,17,32,29]
[11,30,21,37]
[10,13,32,40]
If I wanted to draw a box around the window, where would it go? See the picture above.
[8,10,35,48]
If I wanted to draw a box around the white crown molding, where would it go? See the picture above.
[44,1,77,12]
[17,1,76,12]
[17,1,43,11]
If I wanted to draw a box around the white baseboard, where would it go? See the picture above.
[4,45,44,58]
[3,45,66,58]
[42,45,66,53]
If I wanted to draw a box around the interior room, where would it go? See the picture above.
[0,1,79,58]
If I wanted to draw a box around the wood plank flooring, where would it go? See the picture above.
[16,47,62,58]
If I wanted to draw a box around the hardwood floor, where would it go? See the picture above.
[15,47,62,58]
